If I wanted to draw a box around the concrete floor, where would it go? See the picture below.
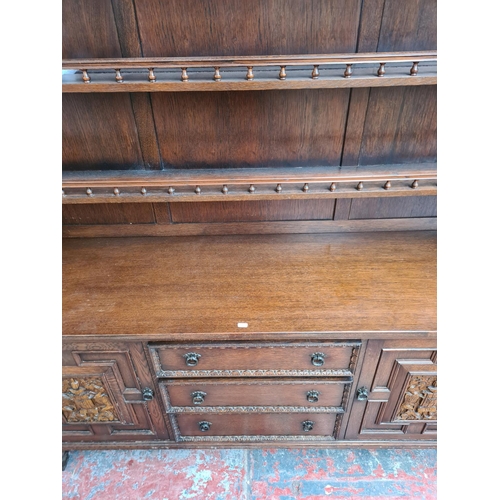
[62,448,437,499]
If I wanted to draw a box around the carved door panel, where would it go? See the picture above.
[345,340,437,440]
[62,342,170,443]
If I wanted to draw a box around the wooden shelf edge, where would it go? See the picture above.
[62,50,436,92]
[62,164,437,204]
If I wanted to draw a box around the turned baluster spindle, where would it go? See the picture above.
[410,62,419,76]
[181,68,189,82]
[148,68,156,82]
[86,188,93,196]
[82,70,91,83]
[113,188,120,196]
[115,69,123,83]
[311,65,320,79]
[249,184,256,193]
[168,186,175,195]
[384,181,391,190]
[302,183,309,192]
[279,66,287,80]
[411,180,419,189]
[195,186,201,195]
[329,183,336,192]
[377,63,386,77]
[141,187,147,195]
[246,66,254,81]
[214,67,222,81]
[276,183,283,193]
[222,184,228,194]
[356,182,364,191]
[344,64,352,78]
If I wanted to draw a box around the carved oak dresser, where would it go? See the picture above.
[62,0,437,450]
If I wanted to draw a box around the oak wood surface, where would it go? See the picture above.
[169,200,335,223]
[150,89,349,169]
[62,231,436,336]
[348,196,437,220]
[161,378,348,408]
[62,203,155,225]
[62,94,144,170]
[175,413,337,437]
[62,218,437,238]
[133,0,361,57]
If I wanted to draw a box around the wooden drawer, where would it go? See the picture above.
[174,413,338,439]
[149,341,361,378]
[159,378,351,409]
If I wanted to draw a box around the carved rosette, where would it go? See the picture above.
[395,375,437,421]
[62,377,119,423]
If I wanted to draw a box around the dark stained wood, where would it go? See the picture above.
[333,199,352,221]
[62,231,437,336]
[62,94,144,170]
[341,88,371,166]
[169,200,335,223]
[129,93,162,170]
[390,86,437,162]
[345,339,436,440]
[151,341,357,375]
[152,203,172,224]
[174,413,337,437]
[357,0,386,52]
[109,0,143,58]
[358,86,436,165]
[62,342,169,442]
[134,0,362,57]
[161,378,348,408]
[62,218,438,238]
[151,90,350,169]
[349,196,437,220]
[62,204,155,225]
[377,0,437,52]
[62,0,122,58]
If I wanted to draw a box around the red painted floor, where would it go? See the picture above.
[62,448,436,499]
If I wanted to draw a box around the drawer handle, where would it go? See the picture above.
[311,352,326,367]
[198,421,212,432]
[191,391,206,405]
[306,390,320,403]
[302,420,314,432]
[142,387,154,401]
[357,386,369,401]
[184,352,201,367]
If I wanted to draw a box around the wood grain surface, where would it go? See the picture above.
[62,231,436,336]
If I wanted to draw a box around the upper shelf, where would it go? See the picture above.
[62,51,437,93]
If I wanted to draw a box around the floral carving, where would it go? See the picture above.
[62,377,119,423]
[395,375,437,421]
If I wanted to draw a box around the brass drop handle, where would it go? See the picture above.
[198,421,212,432]
[184,352,201,367]
[306,390,320,403]
[191,391,206,405]
[142,387,154,401]
[302,420,314,432]
[357,386,369,401]
[311,352,326,367]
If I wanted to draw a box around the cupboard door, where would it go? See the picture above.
[62,342,170,443]
[345,340,436,440]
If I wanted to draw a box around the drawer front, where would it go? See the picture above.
[160,378,351,409]
[174,413,337,438]
[150,341,361,377]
